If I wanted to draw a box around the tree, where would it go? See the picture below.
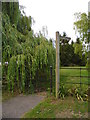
[73,38,83,58]
[60,32,75,66]
[60,43,75,66]
[59,32,70,45]
[2,1,56,93]
[73,12,88,43]
[59,33,86,66]
[2,2,19,25]
[17,15,32,35]
[73,38,86,66]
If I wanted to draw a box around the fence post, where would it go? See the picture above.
[88,2,90,118]
[80,68,81,88]
[50,66,52,94]
[56,31,60,99]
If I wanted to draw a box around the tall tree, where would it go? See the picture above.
[73,12,88,43]
[73,38,83,58]
[2,1,56,93]
[2,2,19,25]
[17,15,32,35]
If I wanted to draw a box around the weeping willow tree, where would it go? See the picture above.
[2,1,19,25]
[2,1,56,93]
[6,35,55,93]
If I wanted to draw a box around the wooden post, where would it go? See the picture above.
[80,68,81,88]
[56,31,60,99]
[50,66,52,94]
[88,2,90,118]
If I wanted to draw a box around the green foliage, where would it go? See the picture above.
[17,15,32,35]
[2,1,56,93]
[2,2,19,25]
[60,43,75,66]
[74,87,88,101]
[74,12,88,42]
[58,83,67,99]
[7,56,16,92]
[60,35,86,66]
[73,38,83,59]
[58,84,88,101]
[73,12,88,66]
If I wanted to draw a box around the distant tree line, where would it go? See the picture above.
[60,32,86,66]
[60,12,88,66]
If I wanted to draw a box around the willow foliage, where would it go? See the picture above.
[2,2,56,93]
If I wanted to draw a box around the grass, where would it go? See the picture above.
[60,66,88,93]
[22,96,88,118]
[60,66,88,77]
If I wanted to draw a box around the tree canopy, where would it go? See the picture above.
[73,12,88,43]
[2,2,55,93]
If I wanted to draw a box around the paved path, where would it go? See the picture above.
[2,94,45,118]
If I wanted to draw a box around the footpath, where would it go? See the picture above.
[2,94,45,118]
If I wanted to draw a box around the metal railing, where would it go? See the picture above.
[60,67,90,85]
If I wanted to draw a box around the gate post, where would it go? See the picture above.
[88,2,90,118]
[56,31,60,99]
[50,66,52,94]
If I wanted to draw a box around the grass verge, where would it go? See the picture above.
[22,96,88,118]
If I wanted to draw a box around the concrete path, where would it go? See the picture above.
[2,94,45,118]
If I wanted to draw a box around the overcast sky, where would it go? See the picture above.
[19,0,89,41]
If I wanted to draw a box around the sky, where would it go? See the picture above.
[19,0,90,41]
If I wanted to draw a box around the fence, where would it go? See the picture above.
[2,64,56,93]
[60,67,90,86]
[2,65,90,94]
[49,67,90,96]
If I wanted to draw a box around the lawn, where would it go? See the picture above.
[22,96,88,118]
[60,66,88,94]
